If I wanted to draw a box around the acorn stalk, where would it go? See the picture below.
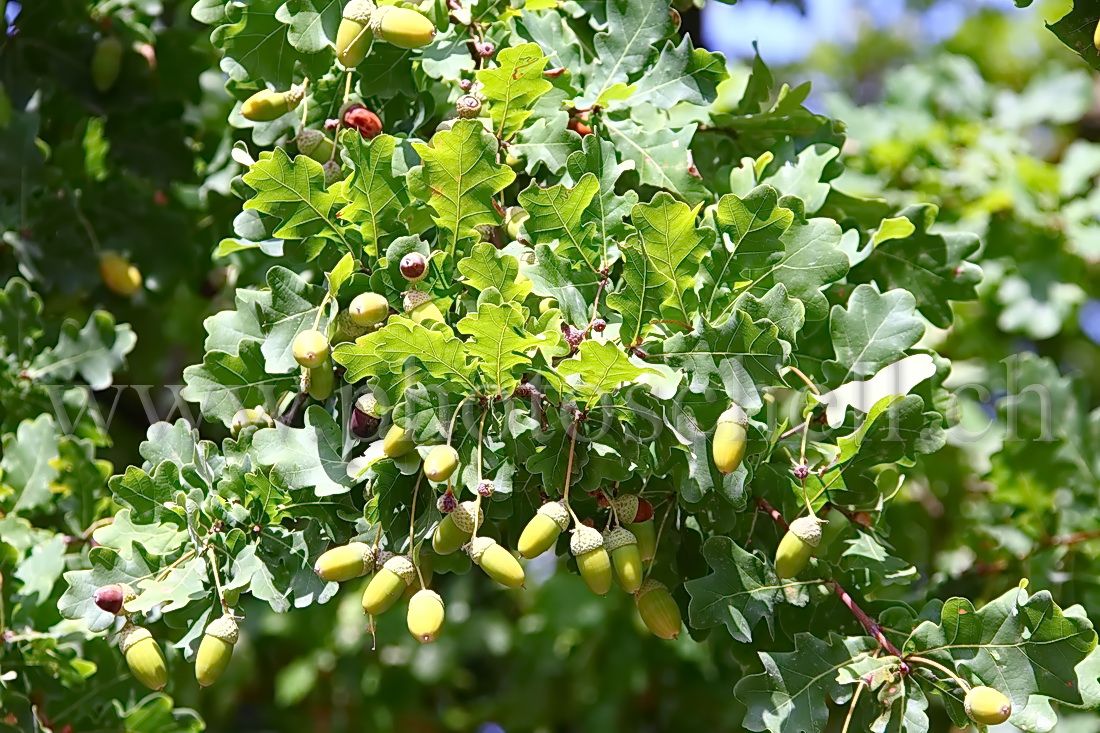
[571,526,611,596]
[468,536,525,588]
[361,555,416,616]
[518,501,570,559]
[195,614,239,687]
[118,623,168,691]
[634,580,681,640]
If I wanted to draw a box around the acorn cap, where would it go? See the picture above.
[537,500,570,530]
[451,500,483,534]
[718,404,748,427]
[634,578,667,599]
[374,550,395,570]
[355,393,379,416]
[285,83,307,108]
[205,614,240,645]
[789,516,823,548]
[342,0,375,22]
[467,535,496,564]
[570,526,605,556]
[382,554,417,585]
[612,494,639,523]
[403,289,432,313]
[604,527,638,552]
[295,128,325,155]
[117,623,153,654]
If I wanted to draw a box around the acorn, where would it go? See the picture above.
[456,95,482,119]
[295,128,334,163]
[403,290,445,325]
[369,5,436,49]
[293,329,330,369]
[628,519,657,563]
[634,580,681,640]
[571,526,612,596]
[400,252,428,282]
[774,515,822,580]
[1095,19,1100,51]
[504,207,528,241]
[314,542,376,582]
[613,495,656,562]
[348,292,389,326]
[406,589,445,643]
[305,359,335,400]
[117,623,168,691]
[241,84,305,122]
[361,554,416,616]
[195,614,239,687]
[93,583,133,615]
[350,394,382,440]
[432,500,482,555]
[965,686,1012,725]
[92,36,123,93]
[343,104,383,139]
[382,424,415,457]
[605,527,643,593]
[712,404,748,474]
[423,445,460,482]
[99,251,142,296]
[335,0,376,68]
[468,536,525,588]
[231,407,274,437]
[518,501,570,559]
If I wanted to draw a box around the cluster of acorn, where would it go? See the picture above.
[92,583,239,690]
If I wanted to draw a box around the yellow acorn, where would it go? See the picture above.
[117,623,168,691]
[518,501,570,559]
[99,251,143,296]
[432,500,482,555]
[348,291,389,326]
[403,290,445,325]
[712,404,748,474]
[369,5,436,49]
[406,589,445,643]
[423,445,460,483]
[774,515,822,580]
[313,542,376,582]
[335,0,375,68]
[361,554,416,616]
[468,536,525,588]
[965,685,1012,725]
[306,359,334,400]
[1095,19,1100,51]
[293,329,330,369]
[571,526,611,596]
[195,614,239,687]
[382,424,415,457]
[230,406,274,437]
[605,527,643,593]
[241,84,305,122]
[634,579,681,640]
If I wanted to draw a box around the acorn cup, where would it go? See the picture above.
[468,536,525,589]
[605,527,643,593]
[241,84,305,122]
[774,515,823,580]
[518,501,570,559]
[195,614,239,687]
[406,589,445,643]
[369,4,436,49]
[571,526,612,596]
[403,290,445,325]
[314,542,376,582]
[117,623,168,691]
[361,554,416,616]
[423,445,460,482]
[294,128,335,163]
[965,685,1012,725]
[348,291,390,327]
[335,0,376,68]
[712,404,748,474]
[432,500,482,555]
[634,580,682,640]
[382,424,415,457]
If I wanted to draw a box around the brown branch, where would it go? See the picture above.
[755,497,787,530]
[830,579,907,667]
[1045,529,1100,547]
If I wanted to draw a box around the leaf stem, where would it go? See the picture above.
[446,395,475,448]
[907,655,970,692]
[561,418,581,527]
[206,547,230,615]
[644,498,676,580]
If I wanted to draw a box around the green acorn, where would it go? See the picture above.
[314,542,376,582]
[423,445,460,483]
[241,84,305,122]
[304,358,335,401]
[293,329,330,369]
[348,292,390,327]
[403,290,445,325]
[774,515,822,580]
[634,580,681,640]
[605,527,643,593]
[369,5,436,49]
[468,536,525,588]
[295,128,335,163]
[361,554,416,616]
[92,36,123,93]
[195,614,239,687]
[382,424,415,457]
[117,623,168,691]
[965,686,1012,725]
[432,500,482,555]
[406,589,445,643]
[712,404,748,474]
[571,526,612,596]
[231,406,274,437]
[517,501,570,559]
[335,0,375,68]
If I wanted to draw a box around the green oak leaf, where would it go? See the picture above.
[202,287,272,355]
[457,243,532,302]
[0,278,43,364]
[477,43,554,141]
[578,0,672,108]
[338,132,410,257]
[564,135,638,244]
[685,536,780,642]
[251,406,351,497]
[824,284,925,383]
[28,311,136,390]
[1,414,60,512]
[59,546,155,631]
[604,119,709,203]
[212,3,322,88]
[259,266,330,374]
[279,0,341,55]
[243,147,351,247]
[555,340,655,404]
[627,37,728,110]
[182,340,298,425]
[518,173,602,274]
[458,301,566,396]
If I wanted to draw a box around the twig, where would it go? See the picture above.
[830,579,906,664]
[278,392,310,426]
[561,417,581,526]
[755,497,787,530]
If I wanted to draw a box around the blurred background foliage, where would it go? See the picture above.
[1,0,1098,731]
